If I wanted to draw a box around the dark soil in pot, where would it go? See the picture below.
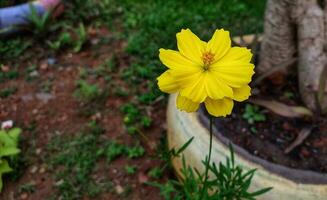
[200,70,327,173]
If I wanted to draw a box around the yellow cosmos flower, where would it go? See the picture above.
[157,29,254,117]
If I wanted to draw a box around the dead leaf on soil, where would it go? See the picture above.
[284,126,313,154]
[249,98,313,118]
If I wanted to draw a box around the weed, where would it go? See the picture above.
[148,167,162,179]
[0,87,18,98]
[126,145,145,159]
[27,4,51,37]
[73,23,87,53]
[150,145,272,200]
[47,122,110,199]
[0,128,21,191]
[125,165,137,175]
[19,182,36,194]
[103,141,125,162]
[74,80,101,103]
[0,39,31,60]
[242,104,266,124]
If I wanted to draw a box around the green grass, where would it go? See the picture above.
[47,121,146,199]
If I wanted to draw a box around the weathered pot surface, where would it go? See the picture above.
[167,94,327,200]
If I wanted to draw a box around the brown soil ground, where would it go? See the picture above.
[0,28,168,200]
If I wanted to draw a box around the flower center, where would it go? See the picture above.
[202,52,215,70]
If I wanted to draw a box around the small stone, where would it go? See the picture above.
[115,185,124,194]
[36,148,42,155]
[47,58,57,65]
[1,65,10,72]
[91,112,102,121]
[55,179,64,186]
[20,193,28,200]
[29,71,39,77]
[30,166,38,174]
[40,62,48,70]
[32,109,38,115]
[39,167,46,174]
[36,93,55,104]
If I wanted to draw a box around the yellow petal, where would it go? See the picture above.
[233,85,251,102]
[211,62,254,88]
[206,29,231,62]
[157,70,179,93]
[172,70,203,89]
[205,72,233,99]
[176,94,200,112]
[176,29,205,65]
[180,73,207,103]
[204,97,234,117]
[219,47,252,63]
[159,49,201,71]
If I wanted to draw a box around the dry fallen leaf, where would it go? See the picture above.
[249,98,313,118]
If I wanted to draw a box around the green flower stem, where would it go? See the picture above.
[200,116,214,199]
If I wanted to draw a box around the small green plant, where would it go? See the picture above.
[151,144,272,200]
[125,165,137,175]
[0,39,31,60]
[73,23,87,53]
[242,104,266,124]
[0,128,21,191]
[27,4,51,36]
[74,80,101,103]
[0,87,18,98]
[104,141,125,162]
[126,145,145,159]
[47,32,73,50]
[148,167,162,179]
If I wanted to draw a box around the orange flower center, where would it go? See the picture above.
[202,52,215,70]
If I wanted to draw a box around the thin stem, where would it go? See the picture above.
[200,116,214,199]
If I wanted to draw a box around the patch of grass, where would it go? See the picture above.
[47,121,146,199]
[126,145,145,159]
[148,167,162,179]
[74,80,101,103]
[0,39,31,60]
[125,165,137,175]
[47,122,110,199]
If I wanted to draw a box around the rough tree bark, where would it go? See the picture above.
[258,0,327,112]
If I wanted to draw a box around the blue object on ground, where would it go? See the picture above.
[0,3,46,31]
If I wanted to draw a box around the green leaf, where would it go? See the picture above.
[8,128,21,143]
[0,159,13,192]
[0,147,20,157]
[249,187,273,197]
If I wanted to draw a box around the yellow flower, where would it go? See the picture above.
[157,29,254,117]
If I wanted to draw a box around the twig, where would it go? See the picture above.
[284,126,313,154]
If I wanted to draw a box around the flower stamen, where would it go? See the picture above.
[202,52,215,70]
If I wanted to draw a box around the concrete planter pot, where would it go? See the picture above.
[167,94,327,200]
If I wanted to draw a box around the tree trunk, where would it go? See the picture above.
[258,0,327,112]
